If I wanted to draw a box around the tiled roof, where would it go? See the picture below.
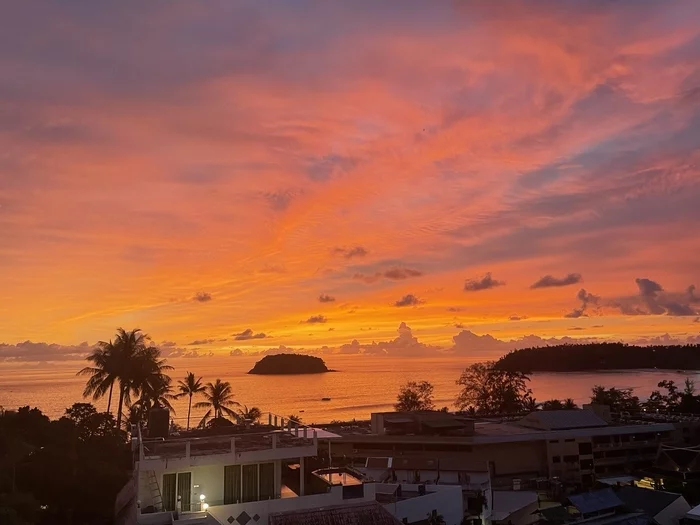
[269,501,402,525]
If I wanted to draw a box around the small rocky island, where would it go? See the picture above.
[248,354,332,375]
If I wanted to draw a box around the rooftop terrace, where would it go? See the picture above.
[137,413,320,464]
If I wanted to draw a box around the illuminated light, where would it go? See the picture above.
[203,503,209,511]
[200,494,206,501]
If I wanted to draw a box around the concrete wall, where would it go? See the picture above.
[138,460,282,510]
[336,440,547,481]
[207,485,348,525]
[655,496,692,525]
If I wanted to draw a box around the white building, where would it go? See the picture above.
[115,413,463,525]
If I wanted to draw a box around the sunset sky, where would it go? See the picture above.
[1,1,700,361]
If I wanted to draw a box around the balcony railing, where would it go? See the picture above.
[137,413,318,463]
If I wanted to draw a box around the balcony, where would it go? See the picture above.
[137,414,319,470]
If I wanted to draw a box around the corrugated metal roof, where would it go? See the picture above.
[569,489,623,514]
[520,410,608,430]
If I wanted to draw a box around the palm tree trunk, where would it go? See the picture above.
[107,382,114,414]
[117,383,126,429]
[187,394,192,430]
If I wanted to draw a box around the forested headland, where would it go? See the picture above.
[495,342,700,373]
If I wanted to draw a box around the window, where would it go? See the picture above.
[563,455,579,463]
[260,463,275,500]
[177,472,192,512]
[162,473,177,511]
[580,459,594,470]
[242,464,259,503]
[579,442,593,455]
[552,456,561,463]
[224,465,242,504]
[564,438,575,443]
[549,440,559,444]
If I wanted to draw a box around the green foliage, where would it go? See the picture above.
[78,328,173,430]
[174,372,206,430]
[644,379,700,413]
[394,380,435,412]
[522,396,540,411]
[63,403,120,441]
[0,404,129,524]
[239,405,263,422]
[194,379,240,427]
[590,386,640,413]
[455,362,531,414]
[541,398,578,411]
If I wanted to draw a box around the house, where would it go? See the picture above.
[329,409,676,489]
[115,411,464,525]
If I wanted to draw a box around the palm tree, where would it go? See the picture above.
[542,399,564,411]
[175,372,206,430]
[80,328,173,429]
[238,405,262,423]
[194,379,240,427]
[563,398,578,410]
[77,340,119,413]
[522,395,540,412]
[133,373,176,414]
[288,414,302,424]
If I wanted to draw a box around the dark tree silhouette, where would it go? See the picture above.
[174,372,206,430]
[395,381,435,412]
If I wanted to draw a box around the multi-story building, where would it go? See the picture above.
[115,412,464,525]
[326,408,676,490]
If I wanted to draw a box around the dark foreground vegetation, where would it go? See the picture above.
[248,353,331,375]
[495,342,700,372]
[398,362,700,415]
[0,403,130,525]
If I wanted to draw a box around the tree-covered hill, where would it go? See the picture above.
[495,342,700,372]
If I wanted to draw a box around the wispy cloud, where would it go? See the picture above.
[531,273,582,289]
[464,273,505,292]
[319,294,336,303]
[333,246,368,259]
[565,288,600,318]
[193,292,212,303]
[303,315,327,324]
[233,328,268,340]
[394,294,423,307]
[188,338,215,345]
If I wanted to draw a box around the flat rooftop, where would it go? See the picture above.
[140,425,316,459]
[326,417,674,444]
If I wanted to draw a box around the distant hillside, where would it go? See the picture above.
[248,354,331,375]
[494,342,700,373]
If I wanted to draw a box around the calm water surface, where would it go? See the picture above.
[1,356,698,424]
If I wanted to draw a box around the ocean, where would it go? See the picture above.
[1,355,698,425]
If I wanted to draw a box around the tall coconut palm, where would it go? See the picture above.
[238,405,262,423]
[78,340,119,413]
[175,372,205,430]
[563,398,578,410]
[81,328,173,429]
[194,379,240,428]
[133,373,176,414]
